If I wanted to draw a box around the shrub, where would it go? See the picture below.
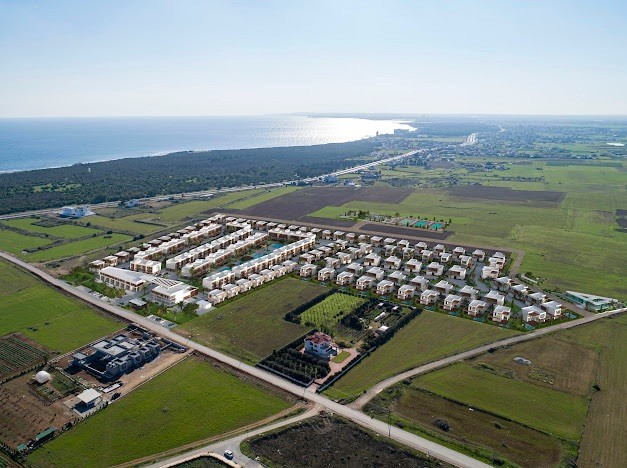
[433,418,451,432]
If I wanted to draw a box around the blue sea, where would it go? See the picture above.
[0,116,413,173]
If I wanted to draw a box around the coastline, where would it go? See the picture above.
[0,115,413,174]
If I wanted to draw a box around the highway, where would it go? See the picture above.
[3,250,621,467]
[0,149,421,221]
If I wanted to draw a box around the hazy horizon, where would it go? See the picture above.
[1,0,626,117]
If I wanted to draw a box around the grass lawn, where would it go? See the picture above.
[179,278,328,363]
[0,229,53,254]
[332,351,351,363]
[2,218,102,239]
[562,314,627,467]
[29,357,292,467]
[24,234,133,262]
[414,362,588,440]
[299,293,364,330]
[324,311,519,401]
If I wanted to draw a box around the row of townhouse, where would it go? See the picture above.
[134,223,224,261]
[89,250,131,271]
[206,260,299,305]
[166,227,255,270]
[202,237,313,289]
[129,258,162,275]
[232,238,314,278]
[268,227,315,242]
[181,249,232,277]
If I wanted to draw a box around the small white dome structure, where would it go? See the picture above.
[35,370,52,384]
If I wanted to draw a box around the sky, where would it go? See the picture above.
[1,0,626,117]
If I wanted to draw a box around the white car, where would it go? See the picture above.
[224,450,234,460]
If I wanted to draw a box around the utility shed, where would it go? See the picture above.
[77,388,102,408]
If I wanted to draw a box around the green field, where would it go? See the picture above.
[0,229,53,254]
[29,357,292,467]
[0,258,38,295]
[0,260,123,352]
[2,218,103,239]
[308,160,627,299]
[368,386,564,467]
[24,234,133,262]
[414,362,588,440]
[227,187,300,209]
[324,311,519,401]
[156,191,268,222]
[180,278,328,362]
[76,214,166,234]
[561,314,627,467]
[299,293,365,330]
[372,313,627,467]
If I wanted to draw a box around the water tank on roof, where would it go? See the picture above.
[35,370,52,384]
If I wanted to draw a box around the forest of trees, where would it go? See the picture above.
[0,139,379,214]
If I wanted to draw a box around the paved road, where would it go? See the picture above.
[0,251,487,468]
[0,149,422,221]
[350,306,626,409]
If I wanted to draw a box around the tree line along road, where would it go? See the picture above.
[2,251,623,467]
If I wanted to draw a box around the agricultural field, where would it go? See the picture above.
[367,386,564,467]
[179,278,328,363]
[324,311,519,401]
[369,313,627,467]
[1,373,77,451]
[299,293,365,330]
[2,218,102,239]
[413,362,588,440]
[24,233,133,262]
[226,186,300,209]
[29,356,293,467]
[0,229,53,255]
[76,214,166,235]
[561,314,627,467]
[468,335,597,396]
[244,415,441,468]
[233,186,412,220]
[0,334,48,382]
[0,260,123,353]
[0,260,38,295]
